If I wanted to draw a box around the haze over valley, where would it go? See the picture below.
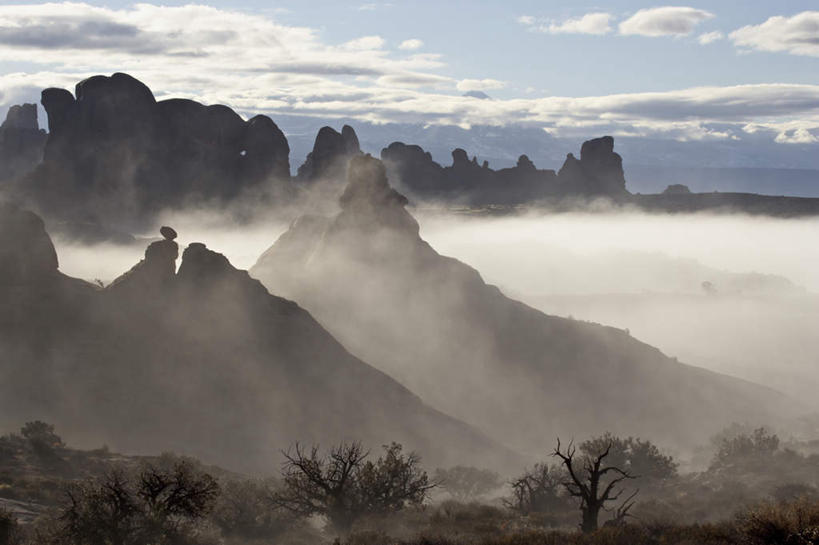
[2,2,819,544]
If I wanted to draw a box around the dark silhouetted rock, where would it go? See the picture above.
[0,105,47,183]
[19,73,292,234]
[2,104,38,130]
[0,206,509,472]
[0,202,58,285]
[381,142,556,204]
[108,238,178,294]
[557,136,629,198]
[160,226,177,240]
[297,125,362,182]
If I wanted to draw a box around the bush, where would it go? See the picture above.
[59,460,219,545]
[737,498,819,545]
[211,478,293,541]
[434,467,501,502]
[0,508,17,545]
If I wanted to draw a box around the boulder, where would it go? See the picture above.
[0,202,58,285]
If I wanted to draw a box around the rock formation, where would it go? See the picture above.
[0,202,58,286]
[0,104,47,183]
[381,142,558,204]
[22,73,292,232]
[252,155,797,456]
[0,204,508,472]
[556,136,629,198]
[108,228,179,295]
[296,124,361,182]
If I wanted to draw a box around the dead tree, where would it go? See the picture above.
[552,438,637,533]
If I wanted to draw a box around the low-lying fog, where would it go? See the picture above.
[54,209,819,409]
[416,211,819,408]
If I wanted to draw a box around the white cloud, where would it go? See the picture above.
[456,79,506,92]
[398,39,423,51]
[0,3,818,144]
[730,11,819,57]
[547,12,612,35]
[620,6,714,37]
[342,35,385,50]
[698,31,724,45]
[518,12,612,35]
[775,128,818,144]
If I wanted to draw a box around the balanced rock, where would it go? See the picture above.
[160,226,178,240]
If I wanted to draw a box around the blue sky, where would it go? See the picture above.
[0,1,818,148]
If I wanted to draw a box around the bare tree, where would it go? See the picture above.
[552,438,637,533]
[275,441,433,534]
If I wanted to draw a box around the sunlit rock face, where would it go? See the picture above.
[252,155,798,457]
[25,72,292,232]
[0,104,47,183]
[0,205,508,472]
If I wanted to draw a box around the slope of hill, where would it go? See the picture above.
[0,202,509,473]
[251,155,800,457]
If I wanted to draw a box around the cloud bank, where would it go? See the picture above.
[0,3,817,145]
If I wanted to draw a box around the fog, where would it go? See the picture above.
[53,210,290,284]
[52,207,819,412]
[414,211,819,407]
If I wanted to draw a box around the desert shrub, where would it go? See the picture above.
[711,428,780,473]
[737,498,819,545]
[0,508,17,545]
[58,460,219,545]
[211,478,293,541]
[434,467,501,502]
[579,434,677,481]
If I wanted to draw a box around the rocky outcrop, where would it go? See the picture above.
[556,136,629,198]
[381,142,557,204]
[0,205,509,472]
[108,228,179,295]
[252,156,796,456]
[22,73,292,232]
[296,125,361,182]
[0,105,47,183]
[0,202,58,285]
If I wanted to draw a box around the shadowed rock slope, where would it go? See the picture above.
[252,155,799,456]
[0,202,509,473]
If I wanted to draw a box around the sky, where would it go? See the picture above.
[0,1,819,148]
